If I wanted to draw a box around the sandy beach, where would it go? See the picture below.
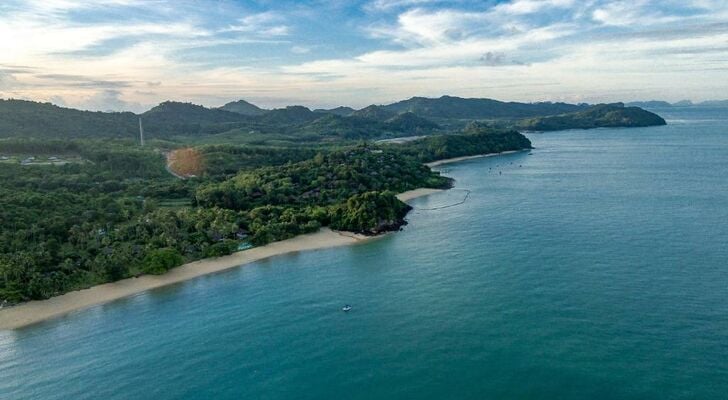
[0,229,368,330]
[396,188,444,201]
[0,150,525,330]
[425,150,523,167]
[0,190,440,331]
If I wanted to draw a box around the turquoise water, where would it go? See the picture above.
[2,107,727,399]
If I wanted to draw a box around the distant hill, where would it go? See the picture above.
[219,100,267,116]
[0,99,138,139]
[143,101,245,124]
[698,100,728,107]
[626,100,673,108]
[0,96,668,141]
[351,105,395,121]
[392,128,533,163]
[301,114,387,139]
[141,101,251,136]
[515,103,666,131]
[0,99,250,139]
[626,99,728,108]
[314,106,355,116]
[260,106,323,125]
[385,112,439,133]
[300,111,439,139]
[382,95,586,119]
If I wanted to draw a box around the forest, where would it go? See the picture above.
[0,130,532,303]
[515,103,667,131]
[0,94,668,304]
[0,97,666,142]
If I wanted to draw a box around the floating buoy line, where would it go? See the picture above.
[413,189,471,211]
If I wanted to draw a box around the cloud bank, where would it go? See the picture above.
[0,0,726,111]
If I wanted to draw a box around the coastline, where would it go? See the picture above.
[0,190,439,331]
[0,149,526,331]
[425,150,523,167]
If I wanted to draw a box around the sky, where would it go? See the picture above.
[0,0,727,112]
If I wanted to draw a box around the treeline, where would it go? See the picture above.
[0,100,440,143]
[199,145,320,177]
[299,112,439,140]
[0,94,668,306]
[196,146,450,243]
[0,142,207,302]
[0,124,534,304]
[0,143,449,303]
[515,103,667,131]
[0,139,84,154]
[197,146,449,209]
[0,201,247,301]
[389,126,532,162]
[0,99,139,139]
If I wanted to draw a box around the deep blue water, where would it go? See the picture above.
[2,107,727,399]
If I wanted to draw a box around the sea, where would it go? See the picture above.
[1,106,727,399]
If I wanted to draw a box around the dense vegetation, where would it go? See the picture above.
[298,112,439,140]
[382,95,587,119]
[0,96,665,144]
[515,103,667,131]
[197,145,319,177]
[219,100,267,116]
[0,94,663,304]
[389,125,532,162]
[0,99,138,139]
[314,106,355,116]
[0,141,202,302]
[0,141,453,303]
[351,105,395,121]
[196,146,449,211]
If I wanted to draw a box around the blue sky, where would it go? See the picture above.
[0,0,726,111]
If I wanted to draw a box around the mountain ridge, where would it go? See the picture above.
[0,96,668,140]
[219,100,267,116]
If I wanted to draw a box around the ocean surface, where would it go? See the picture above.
[2,107,727,399]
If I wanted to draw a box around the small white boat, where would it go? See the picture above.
[342,305,352,312]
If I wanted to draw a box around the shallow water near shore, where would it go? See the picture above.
[2,106,728,399]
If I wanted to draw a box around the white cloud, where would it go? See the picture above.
[224,11,290,36]
[1,0,727,110]
[291,46,311,54]
[493,0,576,15]
[365,0,443,12]
[591,0,671,26]
[76,89,146,112]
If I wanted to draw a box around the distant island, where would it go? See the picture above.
[515,103,667,131]
[0,95,664,317]
[626,99,728,108]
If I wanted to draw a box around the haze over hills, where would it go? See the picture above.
[0,95,667,141]
[627,99,728,108]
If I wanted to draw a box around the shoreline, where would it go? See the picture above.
[425,149,524,167]
[0,149,527,331]
[0,190,438,331]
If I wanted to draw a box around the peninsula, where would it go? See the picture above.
[0,95,664,322]
[0,147,529,330]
